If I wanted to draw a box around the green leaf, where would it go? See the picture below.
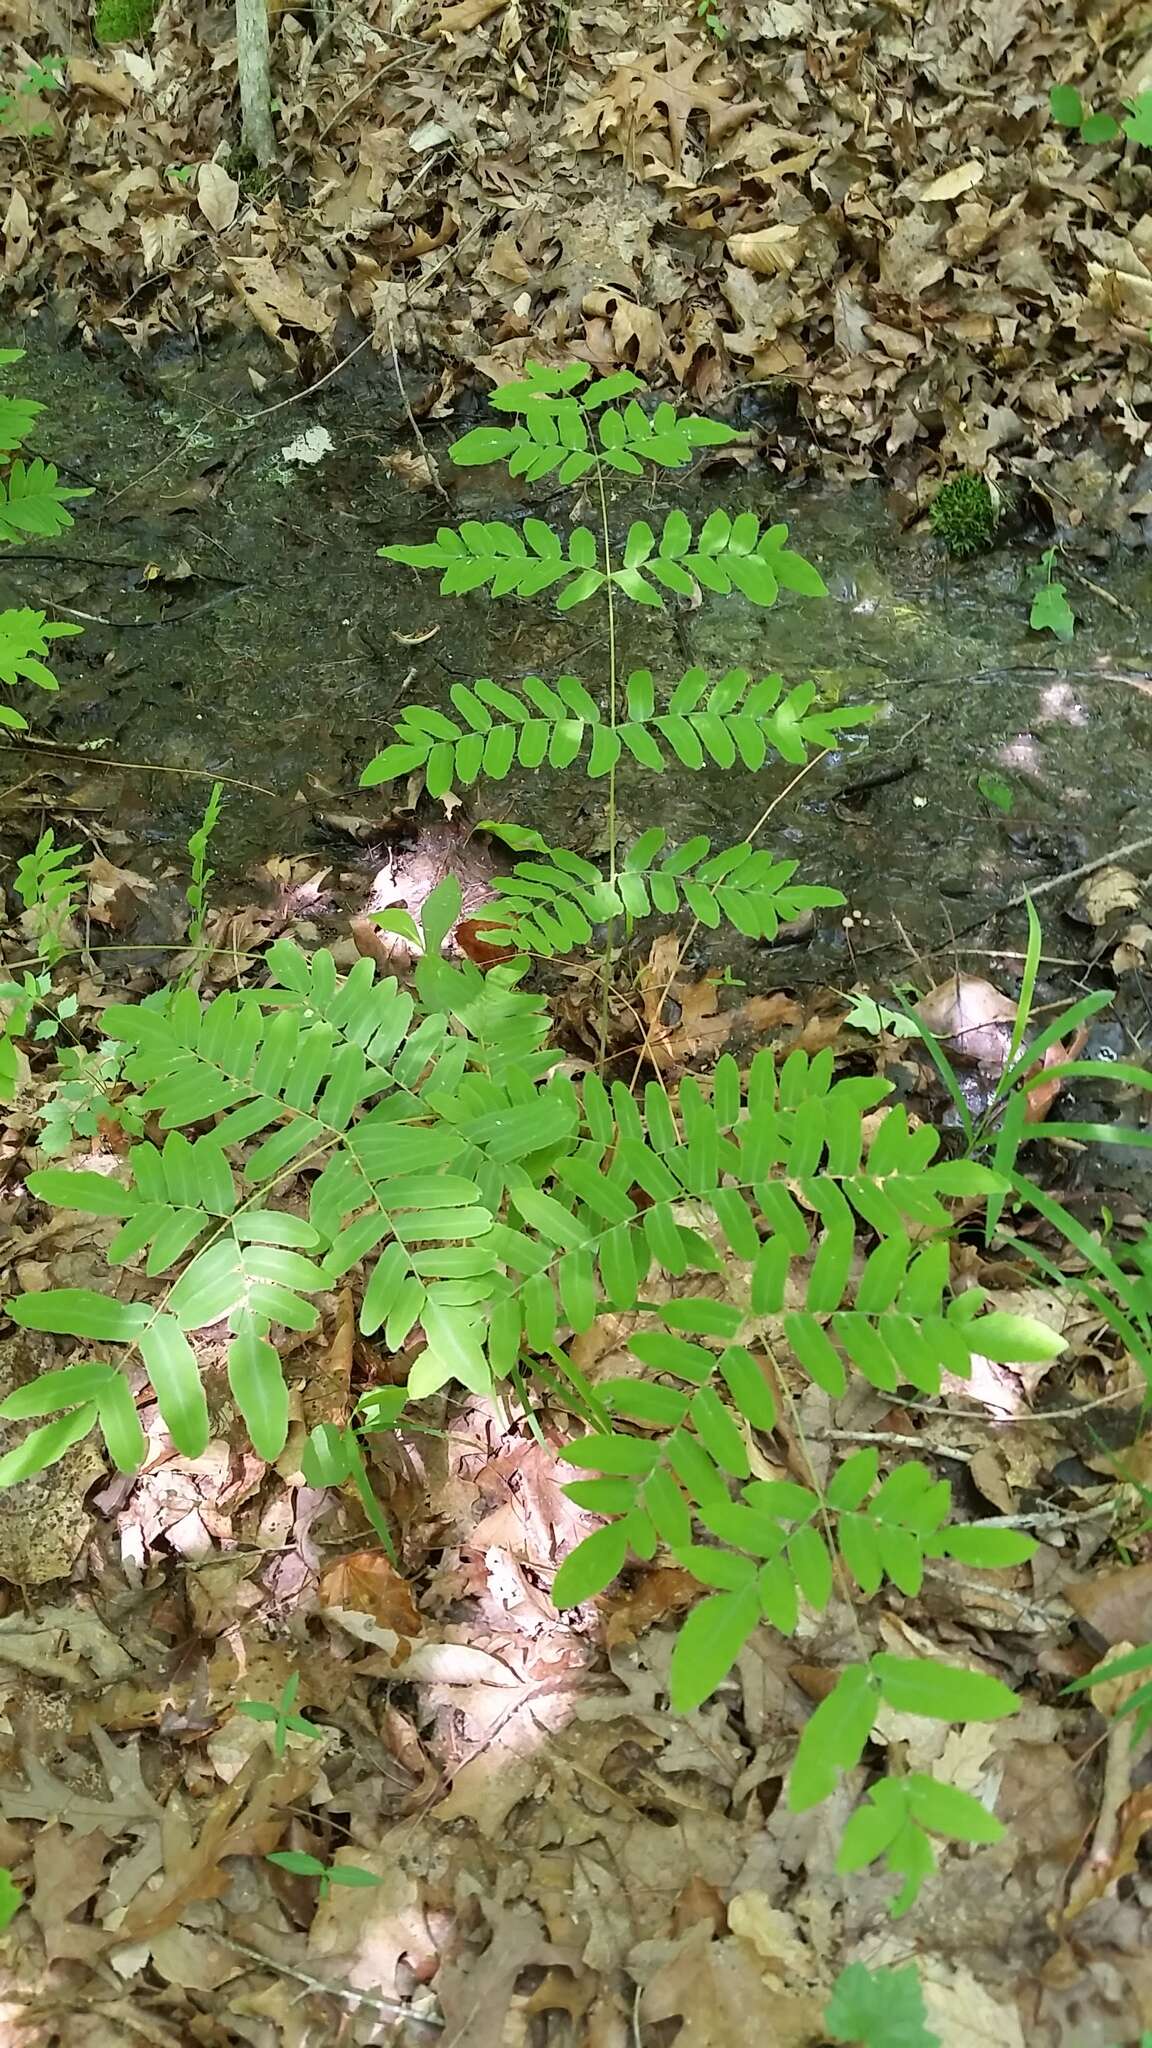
[94,1370,148,1474]
[228,1314,289,1462]
[1029,580,1075,641]
[140,1316,210,1459]
[553,1520,630,1606]
[301,1420,353,1487]
[1082,108,1121,143]
[0,1403,98,1488]
[561,1432,660,1477]
[970,1311,1066,1362]
[0,1362,119,1419]
[976,770,1014,812]
[267,1850,328,1878]
[1048,83,1083,127]
[904,1773,1004,1842]
[936,1524,1036,1566]
[668,1584,762,1712]
[8,1289,152,1342]
[872,1654,1018,1721]
[824,1960,939,2048]
[328,1864,384,1888]
[789,1663,877,1811]
[826,1448,879,1518]
[450,426,522,466]
[0,1868,22,1932]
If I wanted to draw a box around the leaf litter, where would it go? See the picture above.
[7,0,1152,521]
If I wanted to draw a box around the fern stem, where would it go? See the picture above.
[594,454,619,1075]
[764,1335,870,1662]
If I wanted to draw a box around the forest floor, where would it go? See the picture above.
[0,4,1151,2047]
[3,0,1152,530]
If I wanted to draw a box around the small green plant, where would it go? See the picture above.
[300,1386,407,1560]
[364,363,865,959]
[1029,546,1075,640]
[265,1850,382,1899]
[824,1960,938,2047]
[976,768,1014,812]
[0,54,64,137]
[0,1867,21,1931]
[185,780,223,954]
[36,1040,144,1153]
[1050,82,1152,148]
[696,0,726,38]
[0,351,89,729]
[15,831,85,968]
[928,474,999,557]
[94,0,156,42]
[7,371,1150,1929]
[235,1672,323,1756]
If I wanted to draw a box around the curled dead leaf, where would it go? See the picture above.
[726,224,801,276]
[918,160,985,202]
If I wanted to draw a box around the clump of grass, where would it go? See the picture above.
[929,473,999,556]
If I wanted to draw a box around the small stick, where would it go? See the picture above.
[1064,566,1138,622]
[219,1935,444,2029]
[387,323,451,508]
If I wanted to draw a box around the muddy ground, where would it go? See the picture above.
[4,323,1152,1035]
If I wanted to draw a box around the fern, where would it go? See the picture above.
[0,608,82,728]
[0,357,90,726]
[0,457,88,542]
[364,362,853,958]
[8,899,1128,1917]
[381,509,826,611]
[479,823,843,955]
[362,665,871,795]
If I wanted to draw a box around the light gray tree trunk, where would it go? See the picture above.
[236,0,276,166]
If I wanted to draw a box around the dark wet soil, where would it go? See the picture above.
[4,322,1152,1049]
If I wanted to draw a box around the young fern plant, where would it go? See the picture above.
[361,362,871,957]
[0,349,89,731]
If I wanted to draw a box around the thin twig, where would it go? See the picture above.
[218,1936,443,2029]
[1086,1717,1133,1873]
[809,1428,976,1462]
[241,330,375,423]
[103,418,213,511]
[1064,566,1138,622]
[386,323,451,508]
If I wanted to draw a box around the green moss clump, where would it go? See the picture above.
[929,473,999,557]
[94,0,155,44]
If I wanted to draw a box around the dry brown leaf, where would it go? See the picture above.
[726,224,801,275]
[68,56,135,106]
[1071,865,1143,926]
[196,161,240,234]
[919,161,986,202]
[1066,1561,1152,1647]
[224,258,335,346]
[432,0,506,30]
[318,1551,422,1638]
[608,34,762,176]
[641,1922,824,2048]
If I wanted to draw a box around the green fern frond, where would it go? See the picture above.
[361,666,873,794]
[378,511,825,613]
[470,825,843,955]
[0,458,91,544]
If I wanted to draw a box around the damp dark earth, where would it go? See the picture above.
[8,332,1152,1010]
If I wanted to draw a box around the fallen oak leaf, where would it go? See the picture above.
[318,1551,422,1638]
[607,34,762,176]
